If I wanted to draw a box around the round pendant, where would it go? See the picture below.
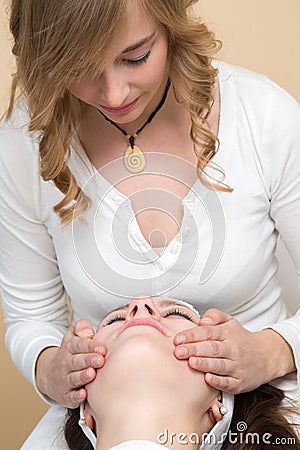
[124,145,146,173]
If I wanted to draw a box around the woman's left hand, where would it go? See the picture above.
[173,308,295,394]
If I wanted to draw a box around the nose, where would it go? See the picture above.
[99,68,130,108]
[126,294,161,321]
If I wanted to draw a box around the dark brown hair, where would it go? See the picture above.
[222,384,300,450]
[64,384,300,449]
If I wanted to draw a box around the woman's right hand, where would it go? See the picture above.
[35,319,107,408]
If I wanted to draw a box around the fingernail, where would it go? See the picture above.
[81,328,94,338]
[205,373,214,383]
[91,356,101,366]
[84,369,92,381]
[176,335,186,344]
[94,346,103,354]
[200,317,213,324]
[190,357,200,367]
[77,391,85,400]
[177,347,188,357]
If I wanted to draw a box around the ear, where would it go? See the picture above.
[84,404,96,432]
[85,413,95,431]
[209,397,224,423]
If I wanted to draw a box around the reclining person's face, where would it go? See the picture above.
[84,296,221,447]
[91,296,202,397]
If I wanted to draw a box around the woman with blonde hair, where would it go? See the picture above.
[1,0,300,448]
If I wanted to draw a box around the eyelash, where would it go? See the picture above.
[163,308,194,321]
[125,50,151,66]
[104,314,126,326]
[103,307,194,326]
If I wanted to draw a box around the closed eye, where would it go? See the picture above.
[102,314,126,326]
[163,308,194,321]
[125,49,151,66]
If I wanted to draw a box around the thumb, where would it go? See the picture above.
[200,308,232,326]
[73,319,95,338]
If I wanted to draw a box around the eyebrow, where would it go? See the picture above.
[121,32,155,54]
[106,304,128,315]
[156,299,193,310]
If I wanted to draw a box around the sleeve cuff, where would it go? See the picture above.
[261,319,300,394]
[5,322,65,405]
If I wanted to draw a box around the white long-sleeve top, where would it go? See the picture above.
[1,61,300,399]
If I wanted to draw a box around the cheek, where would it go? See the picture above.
[152,47,168,78]
[167,320,196,335]
[68,80,96,102]
[93,327,117,347]
[140,44,169,88]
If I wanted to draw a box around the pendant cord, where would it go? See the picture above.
[98,79,171,148]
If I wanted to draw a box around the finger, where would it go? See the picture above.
[174,325,223,346]
[66,353,106,372]
[69,335,106,356]
[204,372,241,394]
[68,367,97,390]
[73,319,95,339]
[65,388,87,409]
[188,356,236,375]
[93,339,107,356]
[175,340,230,359]
[200,308,233,326]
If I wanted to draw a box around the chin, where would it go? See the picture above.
[87,336,169,405]
[105,96,146,123]
[99,333,171,383]
[110,329,171,360]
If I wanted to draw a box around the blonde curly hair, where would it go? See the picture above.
[7,0,232,226]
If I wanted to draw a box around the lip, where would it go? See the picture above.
[100,97,140,115]
[116,318,167,337]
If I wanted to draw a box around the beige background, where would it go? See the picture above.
[1,1,299,448]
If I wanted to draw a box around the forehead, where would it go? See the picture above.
[66,0,157,81]
[111,3,156,50]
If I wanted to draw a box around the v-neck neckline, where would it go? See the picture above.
[72,60,235,255]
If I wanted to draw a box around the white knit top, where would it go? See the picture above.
[1,60,300,404]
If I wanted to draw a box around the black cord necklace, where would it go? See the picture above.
[98,79,171,173]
